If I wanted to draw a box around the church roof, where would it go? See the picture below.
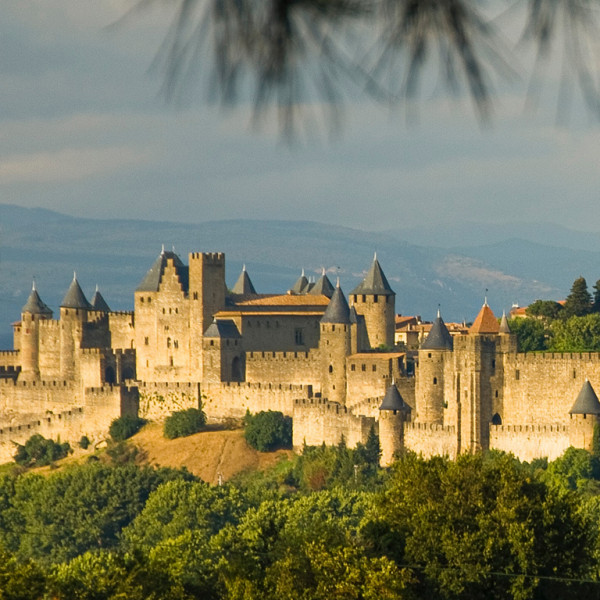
[569,380,600,415]
[91,286,111,312]
[351,254,395,296]
[204,319,241,339]
[309,270,334,298]
[321,285,351,324]
[22,284,52,316]
[136,249,189,293]
[499,311,511,334]
[290,270,309,294]
[232,265,257,295]
[469,303,500,334]
[421,311,453,350]
[61,275,92,310]
[379,384,410,412]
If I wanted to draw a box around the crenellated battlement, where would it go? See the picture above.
[190,252,225,263]
[248,351,311,360]
[490,423,568,433]
[0,407,84,435]
[406,422,455,433]
[0,378,74,388]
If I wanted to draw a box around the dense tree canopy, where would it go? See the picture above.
[0,445,600,598]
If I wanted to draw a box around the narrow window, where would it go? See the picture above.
[351,364,356,372]
[372,364,377,372]
[362,364,366,372]
[433,377,437,385]
[144,337,149,345]
[515,369,520,380]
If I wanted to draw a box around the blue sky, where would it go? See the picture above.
[1,1,599,233]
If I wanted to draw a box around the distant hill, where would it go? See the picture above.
[2,203,599,348]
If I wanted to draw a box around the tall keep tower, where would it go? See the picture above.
[189,252,226,379]
[319,284,352,405]
[452,301,500,454]
[19,283,53,380]
[350,254,395,349]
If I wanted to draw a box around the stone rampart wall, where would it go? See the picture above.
[137,381,201,420]
[203,381,312,422]
[0,384,138,463]
[490,423,570,461]
[403,422,457,458]
[503,352,600,423]
[292,398,375,450]
[245,350,320,386]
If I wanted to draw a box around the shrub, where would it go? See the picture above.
[109,415,146,442]
[164,408,207,439]
[78,436,91,450]
[244,410,292,452]
[14,434,71,467]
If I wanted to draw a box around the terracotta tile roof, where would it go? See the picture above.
[469,304,500,334]
[234,294,330,307]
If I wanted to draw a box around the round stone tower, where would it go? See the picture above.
[379,383,411,466]
[349,254,395,349]
[319,283,352,405]
[19,282,53,380]
[415,310,453,425]
[569,379,600,451]
[60,273,91,380]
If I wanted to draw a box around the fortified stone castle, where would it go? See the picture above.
[0,249,599,464]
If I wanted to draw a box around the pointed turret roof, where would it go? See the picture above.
[499,311,511,334]
[309,269,335,298]
[379,384,411,412]
[421,310,453,350]
[232,265,257,295]
[21,283,52,316]
[136,249,189,293]
[321,284,351,324]
[204,319,241,338]
[61,274,92,309]
[569,380,600,415]
[91,286,111,312]
[351,254,395,296]
[469,302,500,334]
[291,269,309,294]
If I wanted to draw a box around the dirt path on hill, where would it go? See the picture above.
[131,423,292,484]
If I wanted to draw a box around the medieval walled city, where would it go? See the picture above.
[0,249,598,464]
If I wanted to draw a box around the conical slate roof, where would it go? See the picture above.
[499,311,511,334]
[309,270,335,298]
[421,311,453,350]
[91,286,111,312]
[204,319,241,338]
[21,284,52,316]
[351,254,395,296]
[469,302,500,334]
[232,265,257,295]
[321,285,351,324]
[379,384,410,412]
[569,380,600,415]
[136,249,189,293]
[61,275,92,309]
[291,270,309,294]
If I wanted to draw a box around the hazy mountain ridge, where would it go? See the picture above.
[1,204,596,347]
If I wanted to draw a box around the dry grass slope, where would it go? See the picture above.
[131,423,293,484]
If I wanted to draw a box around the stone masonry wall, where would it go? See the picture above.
[245,350,320,386]
[293,398,376,450]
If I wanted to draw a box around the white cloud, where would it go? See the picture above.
[0,146,155,184]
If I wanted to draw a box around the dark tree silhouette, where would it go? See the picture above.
[133,0,600,135]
